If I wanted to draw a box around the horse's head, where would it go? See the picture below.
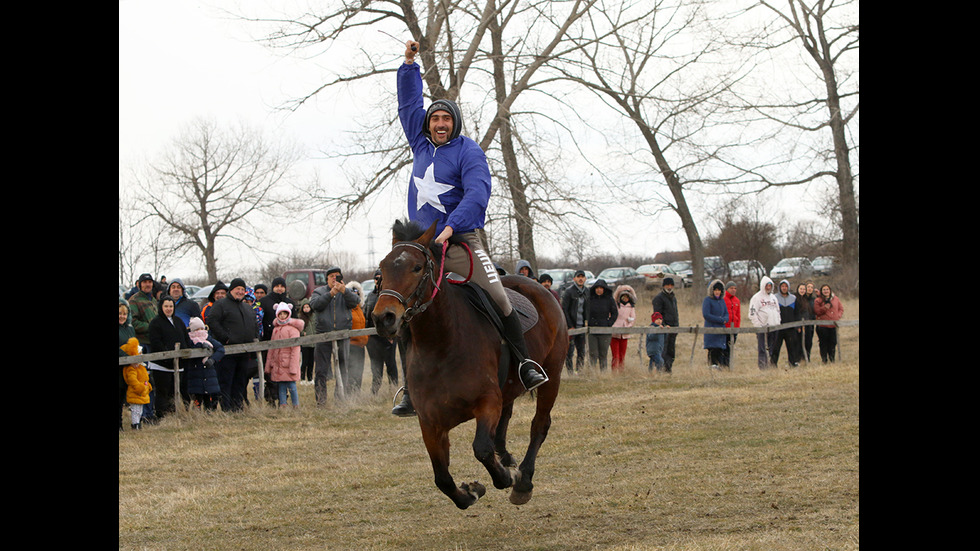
[372,220,440,339]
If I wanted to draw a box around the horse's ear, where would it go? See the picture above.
[417,221,438,247]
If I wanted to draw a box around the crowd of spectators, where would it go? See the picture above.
[119,264,847,430]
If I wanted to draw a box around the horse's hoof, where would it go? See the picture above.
[509,488,532,505]
[463,481,486,500]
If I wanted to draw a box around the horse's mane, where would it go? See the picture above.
[391,219,464,255]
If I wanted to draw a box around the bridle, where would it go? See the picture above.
[378,240,473,322]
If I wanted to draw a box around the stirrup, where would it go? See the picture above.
[392,386,407,408]
[518,359,549,391]
[391,386,416,417]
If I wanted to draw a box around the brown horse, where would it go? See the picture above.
[372,220,566,509]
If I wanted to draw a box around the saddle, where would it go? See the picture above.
[454,280,539,388]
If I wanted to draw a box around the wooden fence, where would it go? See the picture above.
[118,320,858,402]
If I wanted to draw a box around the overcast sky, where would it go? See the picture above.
[118,0,720,282]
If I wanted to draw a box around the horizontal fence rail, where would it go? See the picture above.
[119,320,857,365]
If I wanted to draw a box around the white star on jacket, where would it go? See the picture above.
[414,162,454,213]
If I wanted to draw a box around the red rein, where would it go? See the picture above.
[431,240,473,300]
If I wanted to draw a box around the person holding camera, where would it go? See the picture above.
[309,267,359,406]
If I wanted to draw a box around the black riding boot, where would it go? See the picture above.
[502,311,549,391]
[391,387,416,417]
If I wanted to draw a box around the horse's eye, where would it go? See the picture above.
[413,264,423,273]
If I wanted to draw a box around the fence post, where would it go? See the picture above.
[689,325,700,368]
[173,343,182,413]
[333,340,345,399]
[835,323,842,362]
[254,339,265,406]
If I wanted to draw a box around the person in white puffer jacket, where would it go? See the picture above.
[748,276,780,369]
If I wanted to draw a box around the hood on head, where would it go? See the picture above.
[347,280,365,307]
[590,279,611,295]
[759,276,774,294]
[207,281,227,302]
[614,284,636,303]
[422,98,463,144]
[778,279,792,294]
[707,278,725,297]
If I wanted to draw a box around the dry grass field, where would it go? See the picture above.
[119,289,858,550]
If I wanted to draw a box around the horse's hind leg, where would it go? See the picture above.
[510,381,558,505]
[420,422,485,509]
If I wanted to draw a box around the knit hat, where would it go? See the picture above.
[422,98,463,143]
[271,277,286,289]
[275,302,293,316]
[326,266,342,279]
[663,277,674,286]
[188,317,205,332]
[574,270,586,278]
[726,281,736,290]
[228,278,247,292]
[651,312,663,323]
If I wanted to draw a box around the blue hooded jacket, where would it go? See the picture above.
[397,62,491,235]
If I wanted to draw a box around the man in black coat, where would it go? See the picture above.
[206,278,259,411]
[561,270,590,374]
[651,277,680,373]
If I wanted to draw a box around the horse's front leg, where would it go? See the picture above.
[493,401,519,469]
[473,399,515,491]
[420,421,485,509]
[510,379,559,505]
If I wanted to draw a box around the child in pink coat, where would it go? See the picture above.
[265,303,305,407]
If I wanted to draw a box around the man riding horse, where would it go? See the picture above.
[391,39,548,416]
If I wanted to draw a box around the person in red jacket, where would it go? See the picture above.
[722,281,741,368]
[813,284,844,363]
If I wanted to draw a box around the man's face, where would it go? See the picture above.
[272,284,286,295]
[254,288,267,300]
[541,280,552,289]
[327,273,338,286]
[574,274,586,286]
[168,283,182,298]
[229,287,245,301]
[214,289,227,301]
[139,279,154,293]
[428,110,454,145]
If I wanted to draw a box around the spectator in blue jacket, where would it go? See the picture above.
[702,279,730,368]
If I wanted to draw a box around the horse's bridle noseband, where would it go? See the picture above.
[378,241,441,322]
[378,240,472,323]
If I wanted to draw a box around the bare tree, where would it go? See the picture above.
[235,0,600,264]
[552,0,751,297]
[718,0,858,269]
[131,117,301,281]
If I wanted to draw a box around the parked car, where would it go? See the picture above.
[190,284,215,307]
[703,256,729,281]
[636,263,680,288]
[727,259,766,290]
[667,260,693,287]
[361,279,376,295]
[283,268,332,300]
[769,257,815,280]
[182,284,201,297]
[811,255,836,276]
[586,267,645,289]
